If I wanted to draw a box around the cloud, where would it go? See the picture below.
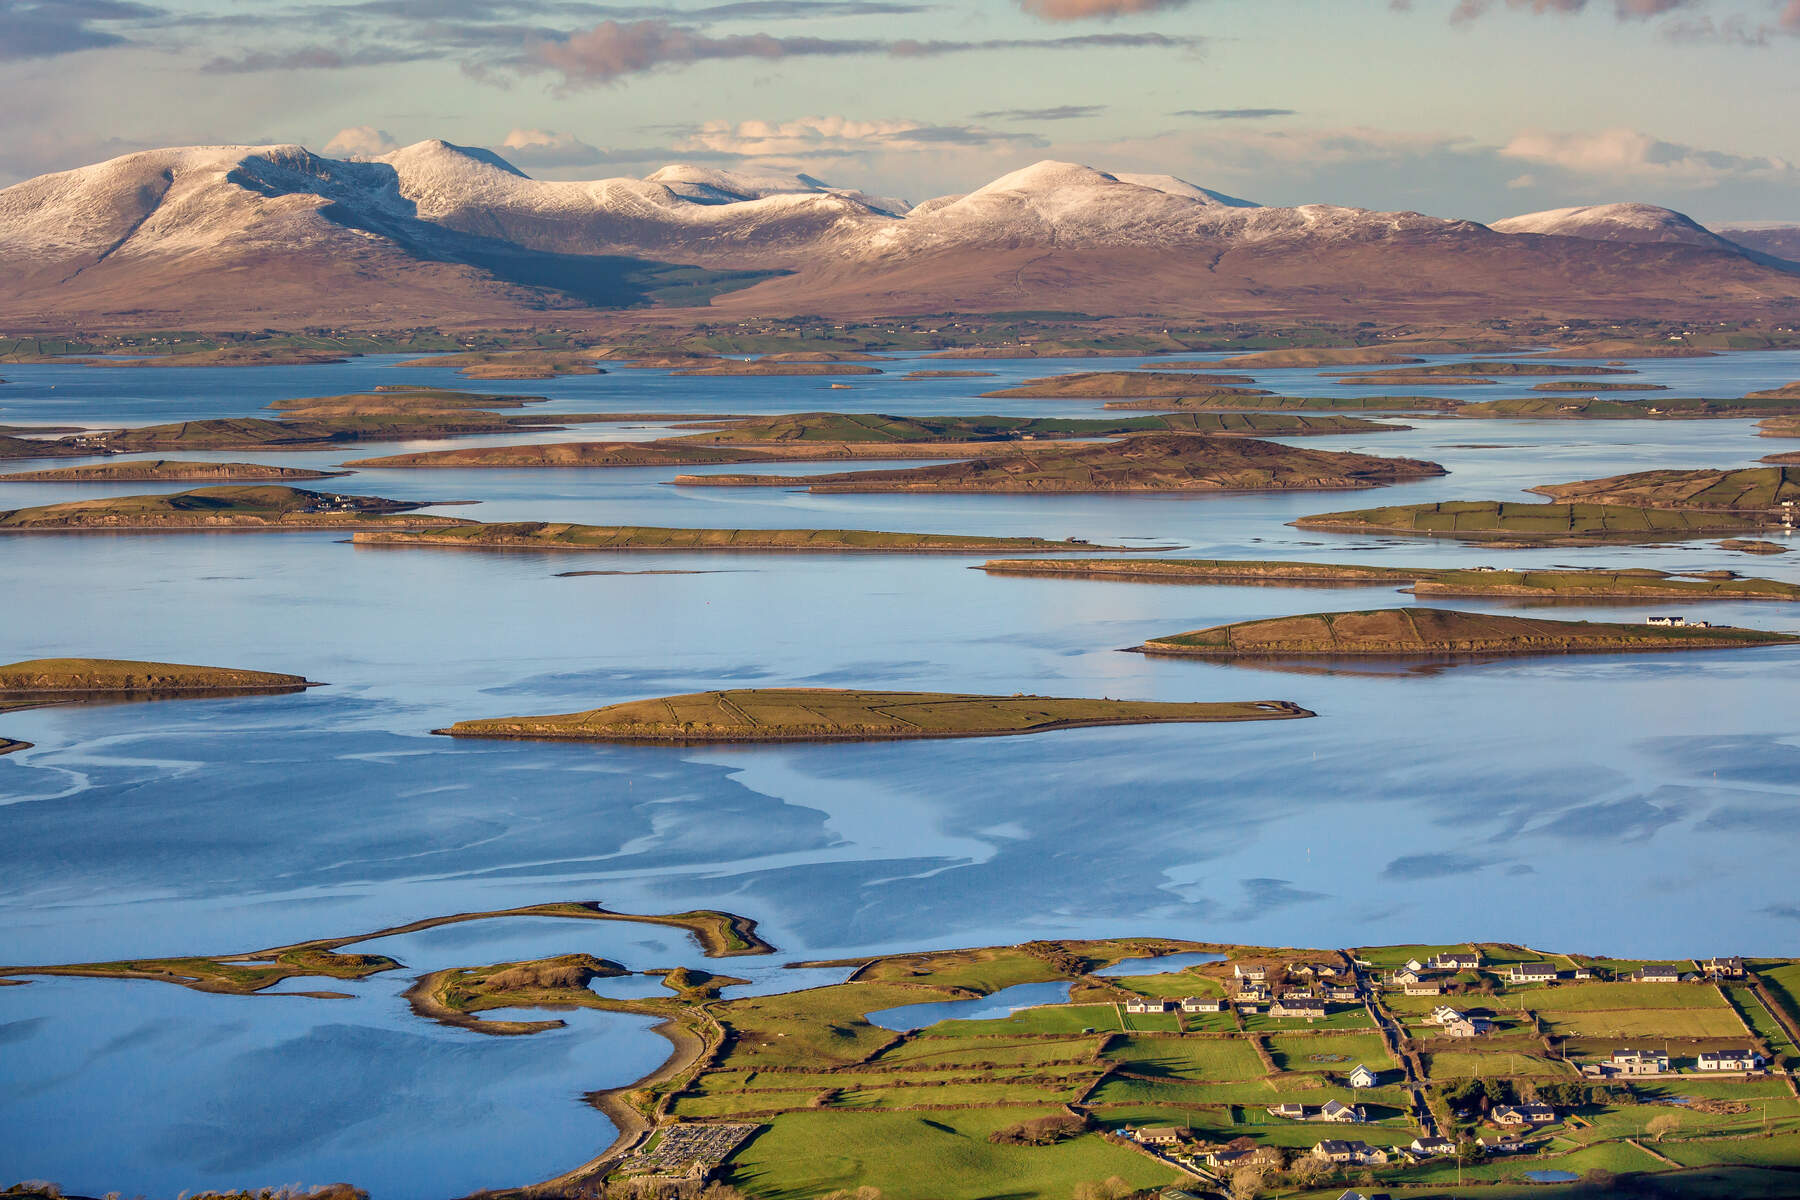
[520,19,1200,85]
[1505,172,1537,188]
[323,125,401,157]
[1172,107,1296,120]
[202,44,435,72]
[975,105,1107,121]
[1501,127,1796,184]
[677,115,1044,157]
[1018,0,1194,19]
[497,126,604,166]
[1381,852,1485,881]
[1449,0,1697,20]
[0,0,159,60]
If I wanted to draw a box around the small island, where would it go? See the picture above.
[1531,466,1800,513]
[1291,500,1768,543]
[981,371,1264,399]
[1531,380,1667,392]
[1103,393,1464,412]
[1457,394,1800,420]
[396,349,609,378]
[1137,608,1800,660]
[351,521,1143,553]
[979,558,1800,600]
[675,433,1446,494]
[0,485,474,532]
[436,688,1312,744]
[1157,347,1427,368]
[1337,362,1634,379]
[0,459,350,483]
[0,658,316,750]
[672,357,883,376]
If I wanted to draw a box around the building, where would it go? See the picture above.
[1635,964,1681,984]
[1270,996,1328,1020]
[1572,966,1597,980]
[1234,963,1268,981]
[1125,997,1173,1014]
[1645,615,1689,627]
[1180,996,1226,1013]
[1404,958,1429,974]
[1270,1102,1309,1120]
[1492,1103,1555,1126]
[1430,952,1483,971]
[1477,1136,1526,1155]
[1312,1140,1389,1165]
[1441,1014,1493,1038]
[1391,967,1428,986]
[1205,1146,1284,1170]
[1509,962,1558,984]
[1410,1136,1456,1157]
[1325,985,1360,1002]
[1137,1127,1184,1147]
[1697,1049,1766,1071]
[1404,980,1444,996]
[1348,1064,1379,1089]
[1320,1100,1365,1124]
[1701,956,1746,979]
[1614,1048,1670,1074]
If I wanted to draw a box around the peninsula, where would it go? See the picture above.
[350,522,1143,553]
[1137,608,1800,659]
[979,558,1800,600]
[1456,394,1800,420]
[436,688,1312,743]
[0,486,474,532]
[1531,466,1800,513]
[674,433,1446,493]
[0,459,349,483]
[1291,500,1769,543]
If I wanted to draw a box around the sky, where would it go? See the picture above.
[1,0,1797,224]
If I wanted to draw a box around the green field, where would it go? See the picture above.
[723,1108,1180,1200]
[874,1036,1100,1069]
[1265,1032,1396,1073]
[1525,982,1726,1011]
[922,1003,1122,1037]
[1425,1049,1574,1078]
[1103,1034,1267,1080]
[1539,1009,1750,1038]
[1292,499,1769,542]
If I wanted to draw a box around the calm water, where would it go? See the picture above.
[2,350,1799,1195]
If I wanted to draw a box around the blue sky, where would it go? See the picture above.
[2,0,1797,223]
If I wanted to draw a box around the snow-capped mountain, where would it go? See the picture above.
[1,141,1794,326]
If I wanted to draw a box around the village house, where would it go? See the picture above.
[1404,958,1430,974]
[1325,985,1360,1002]
[1137,1127,1184,1147]
[1312,1140,1389,1165]
[1477,1136,1527,1155]
[1291,962,1336,977]
[1508,962,1558,984]
[1697,1049,1766,1072]
[1391,967,1428,986]
[1404,980,1444,996]
[1204,1145,1284,1170]
[1270,1103,1309,1120]
[1572,966,1597,981]
[1429,951,1483,971]
[1701,956,1746,979]
[1348,1064,1380,1089]
[1441,1014,1494,1038]
[1645,615,1689,627]
[1124,997,1173,1014]
[1234,963,1268,982]
[1320,1100,1365,1124]
[1635,964,1682,984]
[1613,1048,1670,1074]
[1410,1136,1456,1158]
[1492,1103,1556,1127]
[1180,996,1226,1013]
[1270,995,1328,1020]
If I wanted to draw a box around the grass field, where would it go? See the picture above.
[1266,1032,1396,1073]
[723,1108,1180,1200]
[1103,1034,1268,1080]
[858,946,1059,992]
[1539,1009,1749,1039]
[1107,971,1225,999]
[1526,982,1725,1012]
[1425,1049,1574,1078]
[921,1003,1120,1037]
[1243,1007,1374,1031]
[1292,499,1767,542]
[873,1037,1100,1069]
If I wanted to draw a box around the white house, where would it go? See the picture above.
[1697,1049,1766,1071]
[1508,962,1557,984]
[1180,996,1226,1013]
[1635,964,1681,984]
[1348,1064,1379,1089]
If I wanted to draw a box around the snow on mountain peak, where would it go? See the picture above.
[1489,202,1726,248]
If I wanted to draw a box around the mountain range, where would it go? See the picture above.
[1,139,1796,328]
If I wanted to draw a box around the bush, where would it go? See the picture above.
[990,1114,1090,1145]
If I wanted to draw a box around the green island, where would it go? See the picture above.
[19,916,1800,1200]
[1763,416,1800,439]
[1531,380,1668,392]
[0,659,316,749]
[436,688,1311,744]
[1102,394,1465,412]
[1531,466,1800,513]
[903,369,997,378]
[395,348,611,378]
[0,459,349,483]
[350,522,1142,553]
[1337,362,1636,380]
[0,486,473,533]
[675,434,1446,494]
[978,558,1800,600]
[672,356,884,376]
[1456,394,1800,420]
[344,413,1407,470]
[1137,608,1800,660]
[1721,539,1792,555]
[1290,500,1773,544]
[981,372,1265,399]
[1332,373,1499,387]
[1157,347,1430,367]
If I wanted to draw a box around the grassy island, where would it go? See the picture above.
[1532,466,1800,513]
[1291,500,1768,543]
[676,434,1446,494]
[0,658,313,694]
[981,371,1264,399]
[1531,380,1667,392]
[1139,608,1800,659]
[351,522,1138,553]
[672,359,882,376]
[0,485,473,532]
[1338,362,1635,379]
[0,459,349,483]
[980,558,1800,600]
[1457,395,1800,420]
[437,688,1312,744]
[396,349,609,378]
[1102,393,1464,412]
[1163,347,1427,368]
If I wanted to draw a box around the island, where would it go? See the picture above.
[350,522,1146,553]
[671,358,883,376]
[978,558,1800,600]
[1530,380,1667,392]
[0,486,474,532]
[1531,466,1800,513]
[396,349,609,378]
[435,688,1312,744]
[1337,362,1635,379]
[15,920,1799,1200]
[0,459,350,483]
[1136,608,1800,660]
[1331,373,1499,387]
[1456,394,1800,420]
[1720,539,1790,555]
[902,369,997,378]
[674,433,1447,493]
[981,371,1265,399]
[1290,500,1770,543]
[1102,393,1464,412]
[1764,416,1800,439]
[1156,347,1429,367]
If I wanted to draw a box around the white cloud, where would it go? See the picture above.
[1501,127,1795,185]
[497,127,604,167]
[1506,172,1538,188]
[323,125,400,158]
[677,115,1041,157]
